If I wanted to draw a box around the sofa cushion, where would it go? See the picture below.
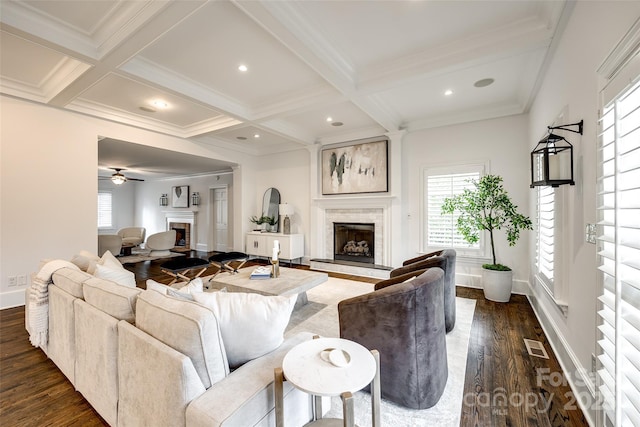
[94,263,136,288]
[83,277,142,323]
[70,250,101,272]
[52,267,93,298]
[193,292,296,368]
[146,278,204,295]
[135,290,229,389]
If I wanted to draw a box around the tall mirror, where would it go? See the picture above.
[262,188,280,232]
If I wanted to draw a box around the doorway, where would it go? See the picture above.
[211,187,228,252]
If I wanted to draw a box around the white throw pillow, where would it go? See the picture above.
[193,292,296,368]
[146,279,172,294]
[94,263,136,287]
[180,277,204,293]
[70,250,100,272]
[88,250,123,275]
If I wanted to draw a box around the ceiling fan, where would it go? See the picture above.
[99,168,145,185]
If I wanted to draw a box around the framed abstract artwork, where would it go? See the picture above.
[172,185,189,208]
[321,139,388,195]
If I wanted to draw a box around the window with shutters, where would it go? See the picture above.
[596,72,640,426]
[536,185,555,293]
[97,191,113,229]
[422,163,487,256]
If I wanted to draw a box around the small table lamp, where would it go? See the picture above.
[279,203,294,234]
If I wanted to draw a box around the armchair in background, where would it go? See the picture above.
[145,230,176,256]
[117,227,146,247]
[390,249,457,333]
[338,268,448,409]
[98,234,122,257]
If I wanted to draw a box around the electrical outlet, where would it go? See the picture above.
[17,275,27,286]
[585,223,597,244]
[592,353,597,372]
[8,276,17,287]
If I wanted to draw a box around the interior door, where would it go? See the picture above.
[212,188,228,252]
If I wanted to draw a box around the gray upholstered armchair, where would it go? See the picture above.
[338,268,448,409]
[390,249,457,333]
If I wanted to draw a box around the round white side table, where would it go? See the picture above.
[275,337,381,427]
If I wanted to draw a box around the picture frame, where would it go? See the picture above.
[321,139,388,195]
[172,185,190,208]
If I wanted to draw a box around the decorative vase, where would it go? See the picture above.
[481,268,513,302]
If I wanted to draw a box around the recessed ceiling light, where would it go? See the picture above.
[152,100,169,109]
[326,117,333,122]
[474,78,495,88]
[254,134,260,138]
[331,121,343,127]
[236,136,247,140]
[139,106,156,113]
[238,64,248,72]
[444,89,454,96]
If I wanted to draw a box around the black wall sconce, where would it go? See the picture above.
[159,193,169,207]
[530,120,583,188]
[191,192,200,206]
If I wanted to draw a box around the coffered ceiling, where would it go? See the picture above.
[1,0,571,160]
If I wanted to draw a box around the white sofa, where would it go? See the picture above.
[25,263,317,427]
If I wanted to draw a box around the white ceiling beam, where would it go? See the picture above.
[46,1,207,107]
[234,0,401,132]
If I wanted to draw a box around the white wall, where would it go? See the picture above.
[249,148,311,253]
[401,114,532,290]
[526,3,640,425]
[0,96,251,308]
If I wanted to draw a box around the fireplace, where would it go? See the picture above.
[168,222,190,248]
[334,222,375,264]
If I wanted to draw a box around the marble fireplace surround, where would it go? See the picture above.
[310,196,394,278]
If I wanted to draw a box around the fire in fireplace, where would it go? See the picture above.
[168,221,191,249]
[334,222,374,264]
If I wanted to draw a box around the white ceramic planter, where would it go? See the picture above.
[481,268,513,302]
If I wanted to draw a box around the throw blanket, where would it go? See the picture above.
[28,260,80,348]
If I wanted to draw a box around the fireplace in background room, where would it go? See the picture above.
[168,222,190,248]
[334,222,375,264]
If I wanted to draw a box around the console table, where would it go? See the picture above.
[245,232,303,262]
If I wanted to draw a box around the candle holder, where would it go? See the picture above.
[271,258,280,278]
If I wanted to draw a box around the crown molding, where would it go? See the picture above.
[405,102,524,133]
[358,16,552,95]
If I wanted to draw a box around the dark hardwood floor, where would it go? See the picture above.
[1,251,587,426]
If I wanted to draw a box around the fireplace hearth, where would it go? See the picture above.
[334,222,374,264]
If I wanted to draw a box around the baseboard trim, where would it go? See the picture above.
[527,283,597,427]
[0,289,26,309]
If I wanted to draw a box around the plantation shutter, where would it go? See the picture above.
[536,185,555,290]
[426,171,480,248]
[596,76,640,426]
[97,191,113,228]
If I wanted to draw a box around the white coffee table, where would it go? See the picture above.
[275,337,381,427]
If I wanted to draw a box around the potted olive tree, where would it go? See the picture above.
[442,174,532,302]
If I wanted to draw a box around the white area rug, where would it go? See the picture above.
[285,277,476,427]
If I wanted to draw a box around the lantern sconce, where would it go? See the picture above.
[191,192,200,206]
[159,193,169,207]
[530,120,583,188]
